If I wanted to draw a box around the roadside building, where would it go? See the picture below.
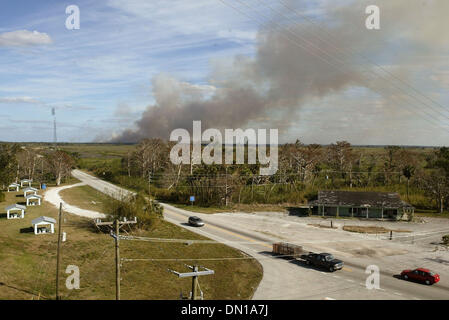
[308,190,414,220]
[5,204,26,219]
[7,183,20,192]
[26,194,42,206]
[32,216,56,234]
[20,179,33,187]
[23,187,38,197]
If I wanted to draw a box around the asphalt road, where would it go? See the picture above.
[72,169,449,300]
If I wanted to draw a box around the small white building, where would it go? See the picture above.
[26,194,42,206]
[23,187,38,197]
[7,183,20,192]
[20,179,33,187]
[5,204,26,219]
[32,216,56,235]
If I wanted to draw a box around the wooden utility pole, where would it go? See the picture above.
[148,172,151,197]
[168,265,214,300]
[191,266,199,300]
[98,217,137,300]
[55,202,63,300]
[115,219,120,300]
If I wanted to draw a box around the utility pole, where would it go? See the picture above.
[55,202,63,300]
[115,219,120,300]
[101,217,137,300]
[168,265,214,300]
[225,166,229,207]
[148,172,151,197]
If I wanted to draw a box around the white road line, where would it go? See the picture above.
[394,292,403,296]
[346,279,355,283]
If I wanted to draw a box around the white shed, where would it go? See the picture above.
[7,183,20,192]
[32,216,56,235]
[26,194,42,206]
[21,179,33,187]
[23,187,38,197]
[5,204,26,219]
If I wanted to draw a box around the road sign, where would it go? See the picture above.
[190,196,195,202]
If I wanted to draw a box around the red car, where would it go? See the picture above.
[401,268,440,285]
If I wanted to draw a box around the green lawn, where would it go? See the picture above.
[0,186,262,300]
[59,185,108,212]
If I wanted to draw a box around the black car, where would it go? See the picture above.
[188,216,204,227]
[300,252,344,272]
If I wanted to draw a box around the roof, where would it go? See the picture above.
[23,187,38,192]
[21,179,32,182]
[32,216,56,225]
[9,183,20,187]
[26,194,42,199]
[309,190,413,208]
[5,204,26,211]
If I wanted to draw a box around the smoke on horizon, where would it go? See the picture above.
[107,0,449,143]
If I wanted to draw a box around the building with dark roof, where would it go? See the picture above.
[308,190,414,220]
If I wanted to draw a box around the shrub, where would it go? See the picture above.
[0,191,5,202]
[442,235,449,245]
[103,192,163,230]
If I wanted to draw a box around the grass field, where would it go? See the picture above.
[59,185,108,212]
[0,185,262,300]
[342,226,411,234]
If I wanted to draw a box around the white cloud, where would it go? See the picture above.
[0,96,42,104]
[0,30,52,47]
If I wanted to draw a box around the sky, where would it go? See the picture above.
[0,0,448,146]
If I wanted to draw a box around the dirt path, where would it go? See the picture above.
[44,182,106,219]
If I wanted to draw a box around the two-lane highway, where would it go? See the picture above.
[71,169,449,300]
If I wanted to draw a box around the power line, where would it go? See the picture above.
[229,0,449,130]
[274,0,449,118]
[217,0,449,133]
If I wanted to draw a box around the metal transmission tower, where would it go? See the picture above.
[52,108,57,148]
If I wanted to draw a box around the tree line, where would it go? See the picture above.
[82,139,449,213]
[0,144,75,200]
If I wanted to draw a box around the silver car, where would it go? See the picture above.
[188,216,204,227]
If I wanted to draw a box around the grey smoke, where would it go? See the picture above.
[110,0,449,143]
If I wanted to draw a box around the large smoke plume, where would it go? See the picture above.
[110,0,449,143]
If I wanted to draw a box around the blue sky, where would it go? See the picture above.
[0,0,261,142]
[0,0,448,145]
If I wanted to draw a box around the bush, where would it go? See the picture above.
[442,235,449,245]
[0,191,5,202]
[103,192,163,230]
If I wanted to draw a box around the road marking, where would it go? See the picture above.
[166,209,272,249]
[346,279,355,283]
[342,267,352,272]
[394,292,402,296]
[333,275,341,279]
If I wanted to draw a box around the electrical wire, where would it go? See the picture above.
[217,0,449,133]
